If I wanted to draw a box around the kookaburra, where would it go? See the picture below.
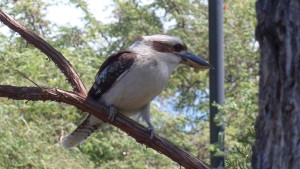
[62,34,212,148]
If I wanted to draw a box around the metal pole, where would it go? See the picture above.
[209,0,225,168]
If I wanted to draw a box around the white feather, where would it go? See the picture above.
[62,35,183,148]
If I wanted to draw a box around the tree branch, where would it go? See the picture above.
[0,10,87,97]
[0,10,211,169]
[0,85,210,169]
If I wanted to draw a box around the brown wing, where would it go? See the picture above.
[88,51,137,98]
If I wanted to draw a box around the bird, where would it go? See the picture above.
[62,34,213,148]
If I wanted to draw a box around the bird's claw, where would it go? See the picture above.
[147,127,156,140]
[108,106,117,122]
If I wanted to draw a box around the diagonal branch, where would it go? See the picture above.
[0,10,211,169]
[0,85,210,169]
[0,10,87,97]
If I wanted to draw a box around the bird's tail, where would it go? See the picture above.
[62,114,103,148]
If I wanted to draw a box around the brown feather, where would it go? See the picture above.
[151,41,188,53]
[88,51,137,98]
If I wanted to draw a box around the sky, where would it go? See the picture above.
[46,0,173,31]
[46,0,114,26]
[0,1,114,39]
[0,0,174,34]
[0,0,115,47]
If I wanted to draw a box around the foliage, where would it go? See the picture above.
[0,0,258,168]
[221,0,258,168]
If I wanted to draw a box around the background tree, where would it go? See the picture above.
[253,0,300,168]
[0,0,258,168]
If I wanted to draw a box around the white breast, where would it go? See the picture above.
[100,54,178,115]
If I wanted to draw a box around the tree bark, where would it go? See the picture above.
[253,1,300,168]
[0,10,211,169]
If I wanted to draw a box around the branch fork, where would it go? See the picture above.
[0,10,210,169]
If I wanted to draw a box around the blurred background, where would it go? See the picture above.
[0,0,257,168]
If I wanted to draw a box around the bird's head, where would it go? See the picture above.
[129,34,213,69]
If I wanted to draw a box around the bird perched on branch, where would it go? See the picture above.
[62,34,213,148]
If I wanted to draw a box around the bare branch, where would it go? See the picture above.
[0,85,210,169]
[0,10,87,97]
[0,10,211,169]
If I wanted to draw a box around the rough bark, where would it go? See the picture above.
[253,1,300,168]
[0,10,211,169]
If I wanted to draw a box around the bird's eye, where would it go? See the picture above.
[173,44,184,52]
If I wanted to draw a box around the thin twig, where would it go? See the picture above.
[2,63,42,89]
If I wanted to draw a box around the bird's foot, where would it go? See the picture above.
[147,127,156,140]
[108,106,118,122]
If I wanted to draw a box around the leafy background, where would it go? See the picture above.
[0,0,257,168]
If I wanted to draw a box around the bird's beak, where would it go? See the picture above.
[178,51,214,69]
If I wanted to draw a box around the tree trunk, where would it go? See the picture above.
[253,0,300,168]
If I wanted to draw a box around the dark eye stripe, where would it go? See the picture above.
[173,44,184,52]
[152,41,188,53]
[173,43,188,52]
[152,41,174,53]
